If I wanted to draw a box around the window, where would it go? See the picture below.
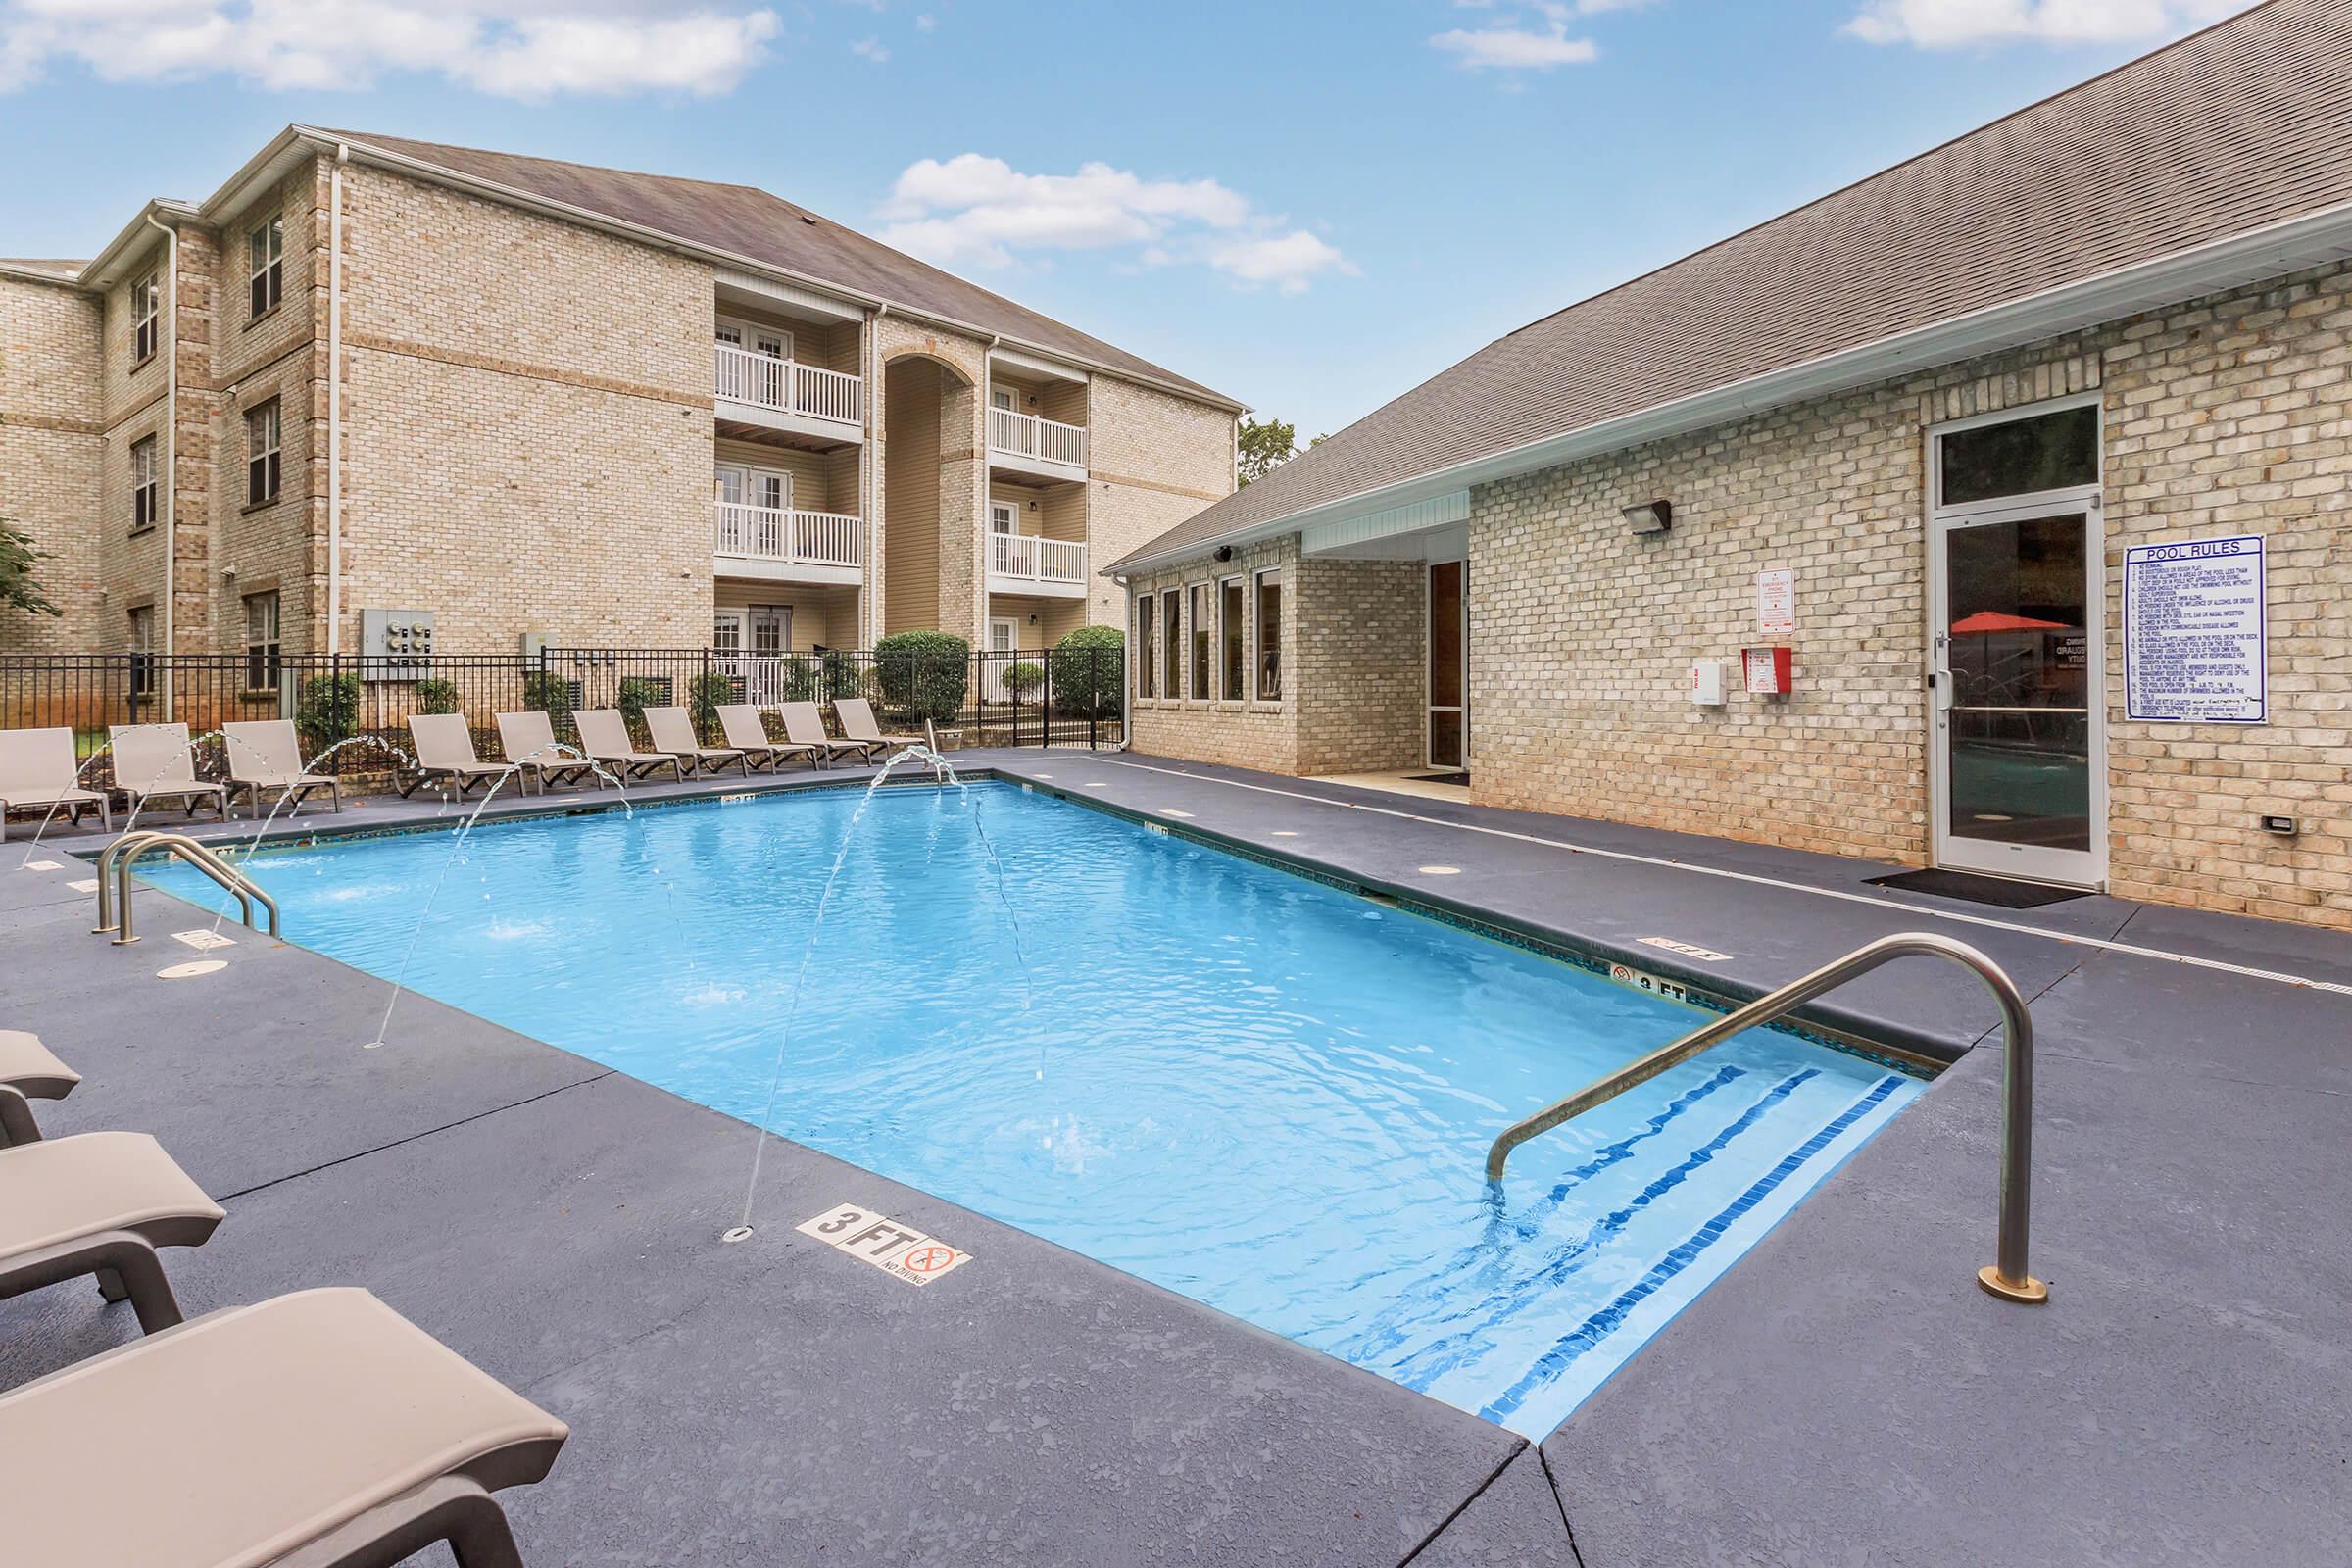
[245,399,281,507]
[248,215,283,318]
[131,271,159,364]
[1160,588,1181,699]
[1254,567,1282,701]
[1219,577,1245,701]
[1189,584,1211,700]
[243,591,281,692]
[1936,403,2097,507]
[130,435,159,532]
[127,605,156,696]
[1136,594,1157,699]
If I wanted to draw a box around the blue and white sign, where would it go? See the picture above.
[2124,534,2266,723]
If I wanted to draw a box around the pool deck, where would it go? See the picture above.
[5,748,2348,1564]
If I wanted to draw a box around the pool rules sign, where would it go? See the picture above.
[2124,535,2267,723]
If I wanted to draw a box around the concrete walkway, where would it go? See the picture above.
[4,748,2347,1564]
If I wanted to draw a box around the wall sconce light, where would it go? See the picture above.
[1623,500,1673,536]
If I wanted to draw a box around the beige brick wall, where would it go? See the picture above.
[1087,375,1233,631]
[0,272,104,651]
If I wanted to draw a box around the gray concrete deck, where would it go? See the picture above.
[4,748,2347,1564]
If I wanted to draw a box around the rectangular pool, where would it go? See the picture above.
[146,780,1922,1437]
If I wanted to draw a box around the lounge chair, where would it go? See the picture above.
[109,723,229,824]
[220,719,342,819]
[0,1028,78,1147]
[573,709,685,783]
[494,710,597,794]
[0,1287,570,1568]
[644,705,747,778]
[833,698,924,762]
[0,726,111,841]
[0,1130,224,1333]
[777,702,867,769]
[402,714,511,799]
[716,704,821,773]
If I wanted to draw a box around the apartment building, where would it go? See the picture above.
[0,127,1241,683]
[1111,1,2352,926]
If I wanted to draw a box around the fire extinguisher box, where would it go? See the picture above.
[1742,645,1793,696]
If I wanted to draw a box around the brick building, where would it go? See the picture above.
[0,127,1241,685]
[1111,1,2352,925]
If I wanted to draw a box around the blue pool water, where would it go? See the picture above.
[148,781,1923,1436]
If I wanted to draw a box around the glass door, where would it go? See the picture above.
[1428,560,1466,771]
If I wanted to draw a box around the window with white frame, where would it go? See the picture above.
[246,399,281,507]
[243,590,281,692]
[1160,588,1181,699]
[127,604,156,694]
[248,215,283,318]
[131,270,159,364]
[1219,576,1245,701]
[1189,583,1211,701]
[130,435,159,532]
[1254,567,1282,701]
[1136,594,1157,699]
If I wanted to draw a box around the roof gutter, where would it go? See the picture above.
[281,126,1247,415]
[1108,193,2352,575]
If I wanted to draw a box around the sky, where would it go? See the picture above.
[0,0,2257,437]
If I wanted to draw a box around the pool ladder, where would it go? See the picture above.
[92,831,280,947]
[1485,931,2046,1305]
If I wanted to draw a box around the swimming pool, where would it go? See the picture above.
[146,780,1923,1437]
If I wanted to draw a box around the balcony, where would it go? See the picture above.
[988,407,1088,483]
[713,343,864,446]
[986,531,1088,599]
[713,502,863,586]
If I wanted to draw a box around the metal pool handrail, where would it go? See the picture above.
[94,830,278,946]
[1484,931,2047,1304]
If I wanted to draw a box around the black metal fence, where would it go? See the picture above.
[0,645,1126,781]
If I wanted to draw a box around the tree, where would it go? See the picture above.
[0,517,60,617]
[1237,416,1298,486]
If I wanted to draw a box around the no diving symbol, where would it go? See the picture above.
[902,1243,956,1276]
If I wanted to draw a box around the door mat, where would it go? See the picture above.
[1867,867,2088,908]
[1411,772,1471,787]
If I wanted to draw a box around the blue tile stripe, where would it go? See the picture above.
[1477,1073,1907,1424]
[1393,1067,1821,1389]
[1336,1064,1748,1364]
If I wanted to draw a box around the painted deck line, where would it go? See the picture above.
[1092,757,2352,1000]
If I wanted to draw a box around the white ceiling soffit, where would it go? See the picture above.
[990,345,1088,386]
[715,269,863,323]
[1301,490,1470,558]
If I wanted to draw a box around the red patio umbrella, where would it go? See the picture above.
[1949,611,2071,634]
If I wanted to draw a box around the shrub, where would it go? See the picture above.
[295,671,362,747]
[413,678,460,715]
[520,671,571,726]
[874,630,969,723]
[1004,661,1046,699]
[778,654,818,705]
[688,671,734,735]
[1048,623,1125,718]
[615,676,668,733]
[820,648,870,704]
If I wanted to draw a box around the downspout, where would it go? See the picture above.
[143,211,177,719]
[981,333,1001,649]
[865,302,887,647]
[1111,574,1133,752]
[326,143,347,656]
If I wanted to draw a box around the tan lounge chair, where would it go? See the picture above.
[494,710,597,794]
[0,726,111,841]
[0,1130,224,1333]
[110,723,229,823]
[573,709,684,783]
[402,714,511,799]
[833,698,923,763]
[0,1287,570,1568]
[0,1028,78,1147]
[221,719,342,819]
[645,705,747,778]
[716,703,821,773]
[777,702,866,769]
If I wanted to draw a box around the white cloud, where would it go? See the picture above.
[849,32,887,61]
[0,0,782,97]
[1429,1,1652,73]
[1843,0,2247,48]
[877,152,1354,293]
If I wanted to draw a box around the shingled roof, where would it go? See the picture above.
[318,129,1235,407]
[1113,0,2352,571]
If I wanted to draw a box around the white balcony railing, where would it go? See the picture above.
[714,503,863,568]
[713,343,864,426]
[990,531,1087,585]
[988,406,1088,468]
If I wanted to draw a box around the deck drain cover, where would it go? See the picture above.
[172,929,236,951]
[1418,865,1462,876]
[22,860,63,871]
[157,959,227,979]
